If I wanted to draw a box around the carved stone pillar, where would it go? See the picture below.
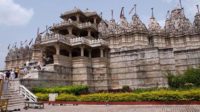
[68,27,73,35]
[80,46,84,56]
[55,45,60,55]
[88,30,91,37]
[69,50,72,57]
[89,49,92,58]
[76,14,80,23]
[94,17,97,24]
[100,48,104,58]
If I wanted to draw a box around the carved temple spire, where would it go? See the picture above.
[130,4,147,32]
[193,5,200,33]
[148,8,161,34]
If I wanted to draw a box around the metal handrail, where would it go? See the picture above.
[19,85,37,102]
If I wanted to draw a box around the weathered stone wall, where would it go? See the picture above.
[20,79,71,90]
[109,47,171,89]
[174,48,200,73]
[72,57,92,85]
[91,57,110,91]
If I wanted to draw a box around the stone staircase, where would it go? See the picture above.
[1,80,26,111]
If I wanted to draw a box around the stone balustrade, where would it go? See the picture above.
[90,39,108,47]
[52,20,77,28]
[78,22,97,30]
[41,34,70,45]
[41,34,108,47]
[70,37,90,46]
[52,21,97,30]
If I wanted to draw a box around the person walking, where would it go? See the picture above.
[15,68,19,78]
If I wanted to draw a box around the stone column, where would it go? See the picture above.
[55,45,60,55]
[76,14,80,23]
[88,30,91,37]
[80,46,84,56]
[100,48,104,58]
[94,17,97,24]
[68,27,73,35]
[104,49,108,58]
[69,50,72,57]
[89,49,92,58]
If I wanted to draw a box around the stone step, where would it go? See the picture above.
[8,101,24,106]
[8,103,24,111]
[8,98,25,103]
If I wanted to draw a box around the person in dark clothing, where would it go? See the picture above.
[5,71,10,79]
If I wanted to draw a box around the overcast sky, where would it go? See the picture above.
[0,0,200,69]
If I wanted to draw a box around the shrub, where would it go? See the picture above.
[167,68,200,88]
[32,85,89,95]
[35,93,49,101]
[56,94,78,101]
[122,85,131,92]
[35,88,200,102]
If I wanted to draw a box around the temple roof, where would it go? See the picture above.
[61,7,85,19]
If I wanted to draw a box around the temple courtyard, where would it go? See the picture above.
[18,105,200,112]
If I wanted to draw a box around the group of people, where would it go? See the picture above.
[0,69,19,80]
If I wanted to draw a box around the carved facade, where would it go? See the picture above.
[5,5,200,90]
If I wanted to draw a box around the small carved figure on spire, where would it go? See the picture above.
[197,5,200,14]
[151,8,154,19]
[111,9,114,20]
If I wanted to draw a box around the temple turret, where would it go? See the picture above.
[193,5,200,33]
[119,7,129,30]
[148,8,162,34]
[164,4,192,36]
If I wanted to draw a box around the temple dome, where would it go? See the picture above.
[148,17,161,34]
[130,14,147,32]
[119,17,129,30]
[164,7,192,35]
[107,19,119,34]
[193,9,200,33]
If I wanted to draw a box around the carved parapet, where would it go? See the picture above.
[90,39,108,47]
[51,21,77,30]
[41,34,70,45]
[78,22,97,30]
[70,37,90,46]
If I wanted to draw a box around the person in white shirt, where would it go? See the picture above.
[10,70,15,80]
[0,72,5,79]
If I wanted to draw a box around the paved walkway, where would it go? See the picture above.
[18,105,200,112]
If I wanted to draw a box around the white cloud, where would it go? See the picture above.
[0,0,34,26]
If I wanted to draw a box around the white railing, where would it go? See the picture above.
[19,85,38,102]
